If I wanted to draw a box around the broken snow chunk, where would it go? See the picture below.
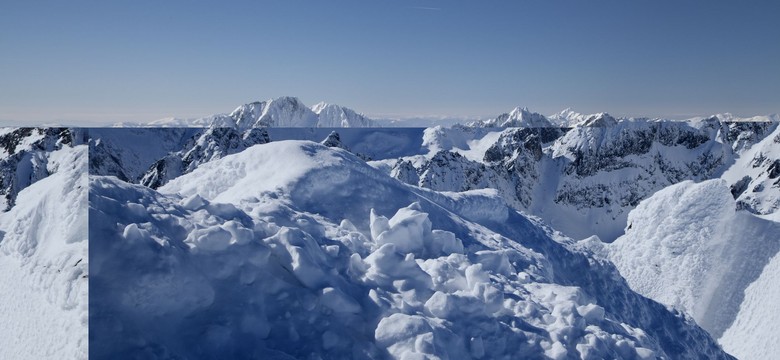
[424,291,455,319]
[414,332,436,354]
[369,209,390,241]
[125,202,148,218]
[323,244,340,257]
[122,223,149,243]
[185,226,233,251]
[287,245,328,289]
[428,230,464,255]
[375,207,431,255]
[375,313,433,349]
[339,218,357,232]
[465,264,490,293]
[320,287,361,314]
[635,347,656,359]
[475,250,516,276]
[180,194,207,210]
[205,202,243,220]
[577,303,606,324]
[220,220,253,245]
[545,341,568,360]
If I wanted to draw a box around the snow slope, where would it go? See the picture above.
[583,179,780,357]
[0,144,88,360]
[90,140,731,359]
[719,248,780,359]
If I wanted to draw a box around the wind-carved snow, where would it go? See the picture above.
[90,140,731,359]
[582,179,780,358]
[0,143,88,360]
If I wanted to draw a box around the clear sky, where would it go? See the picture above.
[1,0,779,125]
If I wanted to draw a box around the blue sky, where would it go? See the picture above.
[1,0,779,124]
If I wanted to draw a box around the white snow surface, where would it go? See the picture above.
[719,248,780,360]
[584,179,780,358]
[90,140,730,359]
[0,144,88,360]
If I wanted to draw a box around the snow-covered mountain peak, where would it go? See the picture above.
[547,108,620,127]
[548,108,584,126]
[579,112,618,127]
[229,96,318,129]
[714,112,779,123]
[311,101,375,127]
[501,106,552,127]
[311,101,329,114]
[468,106,553,128]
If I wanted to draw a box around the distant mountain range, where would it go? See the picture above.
[113,96,779,128]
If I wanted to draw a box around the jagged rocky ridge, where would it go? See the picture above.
[0,128,83,210]
[390,119,778,242]
[140,127,271,188]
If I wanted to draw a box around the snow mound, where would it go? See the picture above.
[592,179,780,346]
[0,144,88,360]
[91,140,732,359]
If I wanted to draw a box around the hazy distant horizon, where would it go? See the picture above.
[1,96,776,128]
[2,1,778,125]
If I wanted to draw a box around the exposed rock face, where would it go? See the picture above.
[392,119,771,241]
[723,122,780,215]
[140,127,271,188]
[320,131,372,161]
[0,128,79,210]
